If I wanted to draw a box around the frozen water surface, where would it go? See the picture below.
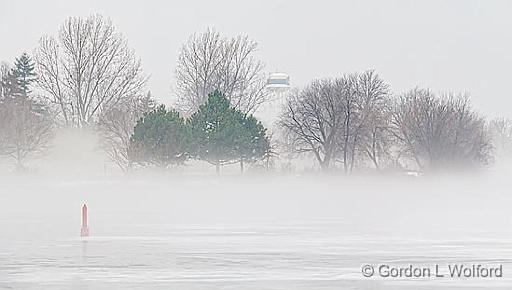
[1,174,511,289]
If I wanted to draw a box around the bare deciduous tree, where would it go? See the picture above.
[1,62,23,102]
[358,105,393,170]
[0,100,54,170]
[0,62,10,100]
[488,118,512,158]
[338,70,389,172]
[175,28,268,114]
[97,92,155,172]
[34,14,147,127]
[391,88,491,171]
[279,81,345,171]
[279,70,390,172]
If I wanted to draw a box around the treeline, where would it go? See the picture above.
[280,72,495,173]
[1,14,511,174]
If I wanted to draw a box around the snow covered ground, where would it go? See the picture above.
[1,174,511,289]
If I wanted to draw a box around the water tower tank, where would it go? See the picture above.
[267,73,290,89]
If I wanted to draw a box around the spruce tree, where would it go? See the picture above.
[13,52,37,98]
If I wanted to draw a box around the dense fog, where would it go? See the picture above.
[2,1,512,289]
[1,130,511,289]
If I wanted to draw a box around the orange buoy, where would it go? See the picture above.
[81,204,89,237]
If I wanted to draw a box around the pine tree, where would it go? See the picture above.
[187,90,269,173]
[13,52,37,98]
[129,105,188,168]
[187,91,241,172]
[233,112,270,173]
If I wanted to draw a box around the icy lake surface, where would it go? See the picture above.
[1,174,511,289]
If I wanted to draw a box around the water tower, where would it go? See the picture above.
[256,72,291,128]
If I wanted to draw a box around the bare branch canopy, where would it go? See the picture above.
[175,28,268,114]
[34,14,147,127]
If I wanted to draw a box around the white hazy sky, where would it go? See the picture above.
[1,0,511,117]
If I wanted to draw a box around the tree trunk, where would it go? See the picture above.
[370,130,380,170]
[320,156,330,171]
[16,147,23,172]
[240,158,244,174]
[372,156,380,171]
[215,162,220,174]
[343,109,351,174]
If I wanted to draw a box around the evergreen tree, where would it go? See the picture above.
[233,112,270,173]
[129,105,188,168]
[187,90,269,173]
[13,52,37,97]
